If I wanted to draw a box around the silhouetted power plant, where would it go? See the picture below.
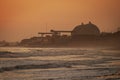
[38,22,100,37]
[19,22,120,47]
[72,22,100,36]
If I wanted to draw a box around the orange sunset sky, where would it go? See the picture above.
[0,0,120,42]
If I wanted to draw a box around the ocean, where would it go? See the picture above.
[0,47,120,80]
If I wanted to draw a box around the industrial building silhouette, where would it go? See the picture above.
[20,22,120,47]
[72,22,100,36]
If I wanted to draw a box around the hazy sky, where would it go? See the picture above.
[0,0,120,42]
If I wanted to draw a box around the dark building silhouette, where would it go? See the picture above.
[72,22,100,37]
[19,22,120,48]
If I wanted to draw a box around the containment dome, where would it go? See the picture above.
[72,22,100,36]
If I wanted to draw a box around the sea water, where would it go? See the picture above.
[0,47,120,80]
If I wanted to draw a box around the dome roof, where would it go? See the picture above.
[72,22,100,36]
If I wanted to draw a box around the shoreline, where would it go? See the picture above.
[0,46,120,51]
